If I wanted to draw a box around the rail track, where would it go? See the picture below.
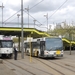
[4,60,36,75]
[3,59,53,75]
[49,58,75,69]
[49,60,75,72]
[3,52,75,75]
[36,58,65,75]
[36,57,75,75]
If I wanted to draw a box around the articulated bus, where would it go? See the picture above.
[24,37,64,58]
[0,36,13,58]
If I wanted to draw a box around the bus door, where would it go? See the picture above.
[40,41,45,56]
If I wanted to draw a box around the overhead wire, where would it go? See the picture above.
[24,10,42,26]
[43,0,68,23]
[23,0,44,26]
[3,0,68,28]
[49,0,68,19]
[3,10,21,23]
[29,0,44,10]
[24,0,44,26]
[3,0,44,25]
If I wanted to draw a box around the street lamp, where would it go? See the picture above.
[0,3,4,27]
[25,6,29,28]
[33,19,36,28]
[17,14,20,27]
[44,13,48,32]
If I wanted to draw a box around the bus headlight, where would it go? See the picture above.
[54,52,56,56]
[61,50,63,54]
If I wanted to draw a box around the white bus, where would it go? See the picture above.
[0,36,13,58]
[24,37,64,58]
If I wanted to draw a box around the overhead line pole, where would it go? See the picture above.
[2,3,4,27]
[25,6,29,28]
[0,3,4,27]
[21,0,24,59]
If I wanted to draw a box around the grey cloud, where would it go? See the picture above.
[1,0,75,27]
[4,0,70,14]
[24,0,69,13]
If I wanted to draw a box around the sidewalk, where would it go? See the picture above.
[0,59,17,75]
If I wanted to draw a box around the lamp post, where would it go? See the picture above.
[17,14,20,27]
[0,3,4,27]
[25,6,29,28]
[33,19,36,28]
[44,13,48,32]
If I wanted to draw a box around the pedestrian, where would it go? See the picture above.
[14,45,18,60]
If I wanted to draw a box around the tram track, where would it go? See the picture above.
[4,59,36,75]
[49,59,75,69]
[58,59,75,68]
[36,58,65,75]
[59,61,75,68]
[18,60,53,75]
[3,59,53,75]
[2,53,75,75]
[49,60,75,73]
[35,57,75,75]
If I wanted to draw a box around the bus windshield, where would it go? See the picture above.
[0,40,13,48]
[45,38,63,51]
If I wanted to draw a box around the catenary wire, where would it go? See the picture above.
[24,10,42,26]
[3,10,21,23]
[29,0,44,10]
[3,0,44,23]
[43,0,68,23]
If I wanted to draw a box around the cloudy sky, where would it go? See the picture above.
[0,0,74,31]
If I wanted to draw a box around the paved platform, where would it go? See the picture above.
[0,63,17,75]
[0,51,75,75]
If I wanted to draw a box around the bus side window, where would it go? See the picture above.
[26,43,30,48]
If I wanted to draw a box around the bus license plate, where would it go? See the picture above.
[56,50,60,55]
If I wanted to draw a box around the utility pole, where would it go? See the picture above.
[21,0,24,59]
[0,3,4,27]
